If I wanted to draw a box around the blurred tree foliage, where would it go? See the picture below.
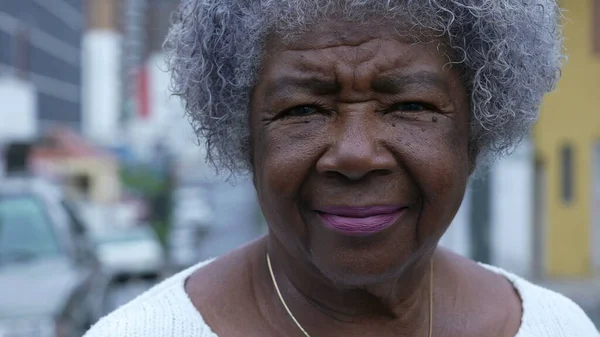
[120,164,173,246]
[120,165,165,195]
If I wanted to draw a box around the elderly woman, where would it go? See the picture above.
[86,1,598,336]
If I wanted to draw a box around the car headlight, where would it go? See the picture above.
[0,317,56,337]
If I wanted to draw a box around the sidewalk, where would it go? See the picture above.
[541,279,600,327]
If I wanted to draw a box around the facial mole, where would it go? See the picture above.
[392,123,396,127]
[432,116,438,123]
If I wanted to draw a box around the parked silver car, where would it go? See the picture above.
[77,202,167,282]
[0,177,109,337]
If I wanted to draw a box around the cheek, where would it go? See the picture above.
[396,118,470,235]
[253,119,329,246]
[254,119,328,197]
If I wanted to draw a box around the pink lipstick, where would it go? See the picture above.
[316,205,405,236]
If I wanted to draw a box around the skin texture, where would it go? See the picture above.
[186,22,522,337]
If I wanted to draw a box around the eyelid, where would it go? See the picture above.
[380,90,452,107]
[384,101,436,114]
[396,102,434,110]
[283,105,318,116]
[278,99,330,118]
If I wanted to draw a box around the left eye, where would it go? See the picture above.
[390,102,429,112]
[283,105,319,117]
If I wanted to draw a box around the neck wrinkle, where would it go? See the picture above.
[265,235,433,333]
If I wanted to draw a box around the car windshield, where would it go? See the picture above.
[0,195,61,263]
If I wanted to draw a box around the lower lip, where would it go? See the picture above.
[318,209,405,237]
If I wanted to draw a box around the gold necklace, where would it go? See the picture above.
[266,253,434,337]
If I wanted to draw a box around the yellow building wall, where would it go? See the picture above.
[61,157,122,204]
[536,0,600,277]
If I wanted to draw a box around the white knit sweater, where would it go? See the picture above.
[84,260,599,337]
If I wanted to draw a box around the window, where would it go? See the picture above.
[593,141,600,272]
[595,0,600,54]
[0,195,61,263]
[561,145,574,204]
[61,200,87,236]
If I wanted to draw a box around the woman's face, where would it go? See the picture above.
[251,22,471,285]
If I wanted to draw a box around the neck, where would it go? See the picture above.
[263,235,435,334]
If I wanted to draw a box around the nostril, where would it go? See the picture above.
[370,168,393,177]
[317,150,397,180]
[338,170,365,181]
[323,170,359,181]
[323,170,344,179]
[323,168,391,181]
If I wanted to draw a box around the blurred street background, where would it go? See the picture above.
[0,0,597,336]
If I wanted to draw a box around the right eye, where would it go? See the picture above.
[282,105,319,117]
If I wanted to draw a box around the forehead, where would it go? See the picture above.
[266,19,451,68]
[258,21,457,95]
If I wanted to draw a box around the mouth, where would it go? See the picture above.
[315,205,407,237]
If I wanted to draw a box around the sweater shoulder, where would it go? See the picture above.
[482,264,599,336]
[517,280,599,336]
[84,260,217,337]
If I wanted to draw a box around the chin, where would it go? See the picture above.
[309,241,419,287]
[305,218,422,287]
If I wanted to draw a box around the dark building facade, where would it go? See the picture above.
[0,0,83,130]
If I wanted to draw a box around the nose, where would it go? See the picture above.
[316,115,396,180]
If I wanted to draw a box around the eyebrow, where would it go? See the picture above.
[371,72,449,94]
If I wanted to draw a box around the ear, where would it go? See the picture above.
[467,145,479,176]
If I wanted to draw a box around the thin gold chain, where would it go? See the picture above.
[266,253,434,337]
[428,257,433,337]
[267,253,311,337]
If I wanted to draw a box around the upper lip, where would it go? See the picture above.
[315,205,405,218]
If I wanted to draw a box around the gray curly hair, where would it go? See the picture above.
[164,0,564,174]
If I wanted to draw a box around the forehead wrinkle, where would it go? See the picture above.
[261,75,341,106]
[261,35,453,104]
[371,71,450,94]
